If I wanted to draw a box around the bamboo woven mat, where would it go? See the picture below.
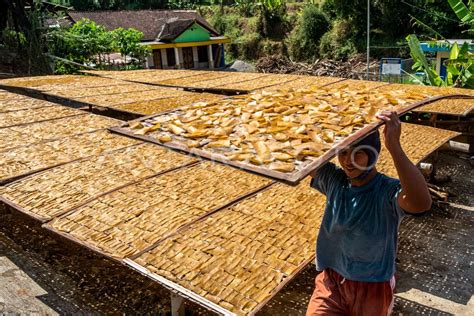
[112,93,226,116]
[218,74,301,91]
[158,72,232,87]
[46,161,272,259]
[115,84,444,184]
[0,114,121,152]
[375,83,474,97]
[74,88,195,107]
[0,97,56,113]
[33,77,129,91]
[124,123,456,315]
[0,104,84,128]
[0,75,81,88]
[0,143,197,222]
[81,69,158,77]
[413,98,474,115]
[261,76,343,91]
[322,79,388,90]
[128,178,325,315]
[0,130,140,184]
[82,69,157,76]
[0,75,126,91]
[187,73,269,90]
[155,71,269,89]
[43,82,159,99]
[82,69,197,83]
[132,70,202,84]
[377,123,460,178]
[0,91,29,101]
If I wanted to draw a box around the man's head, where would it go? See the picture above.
[337,130,381,179]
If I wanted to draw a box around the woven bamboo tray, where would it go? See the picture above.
[46,162,273,259]
[0,114,120,152]
[0,91,29,102]
[158,72,231,87]
[82,69,155,76]
[0,105,84,128]
[0,143,197,222]
[43,82,153,98]
[0,130,140,184]
[127,179,325,315]
[157,72,267,90]
[323,79,388,90]
[81,69,157,77]
[413,97,474,115]
[0,75,80,88]
[123,123,457,315]
[112,85,463,184]
[0,97,53,113]
[75,88,190,107]
[34,78,126,92]
[112,93,226,116]
[176,73,269,90]
[377,123,460,178]
[219,74,300,91]
[82,69,196,83]
[261,76,344,91]
[375,83,474,97]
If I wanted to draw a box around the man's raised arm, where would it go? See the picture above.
[377,111,432,213]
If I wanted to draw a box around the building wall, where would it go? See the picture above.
[174,23,211,43]
[147,43,224,69]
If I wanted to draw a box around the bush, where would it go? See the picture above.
[319,19,358,60]
[257,0,288,39]
[260,39,285,57]
[238,32,262,60]
[210,12,242,39]
[288,4,329,61]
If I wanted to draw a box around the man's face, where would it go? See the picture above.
[337,147,369,179]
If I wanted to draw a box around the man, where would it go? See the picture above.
[306,111,432,316]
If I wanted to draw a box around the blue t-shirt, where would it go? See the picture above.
[310,162,406,282]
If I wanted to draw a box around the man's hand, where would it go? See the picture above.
[376,110,401,153]
[376,110,431,213]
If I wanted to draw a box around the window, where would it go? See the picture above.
[166,48,176,66]
[197,46,208,63]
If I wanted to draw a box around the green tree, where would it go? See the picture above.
[0,0,51,74]
[112,27,150,67]
[256,0,287,38]
[319,0,469,59]
[288,4,329,61]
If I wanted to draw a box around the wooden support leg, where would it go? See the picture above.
[430,149,440,182]
[171,293,185,316]
[428,113,438,127]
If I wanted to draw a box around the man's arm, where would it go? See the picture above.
[376,111,432,213]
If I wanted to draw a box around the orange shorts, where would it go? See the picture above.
[306,269,395,316]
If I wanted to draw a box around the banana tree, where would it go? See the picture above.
[405,0,474,88]
[406,34,473,88]
[448,0,474,34]
[445,41,474,88]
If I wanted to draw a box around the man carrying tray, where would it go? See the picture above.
[306,110,432,316]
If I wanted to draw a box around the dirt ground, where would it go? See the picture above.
[0,150,472,315]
